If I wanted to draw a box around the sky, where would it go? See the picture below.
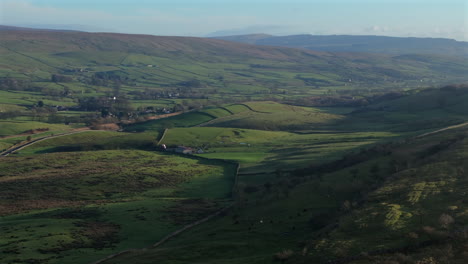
[1,0,467,41]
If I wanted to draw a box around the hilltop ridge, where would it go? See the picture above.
[214,34,468,56]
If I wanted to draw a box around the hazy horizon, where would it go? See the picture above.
[1,0,467,41]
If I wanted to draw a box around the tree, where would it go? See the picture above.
[51,74,72,83]
[101,109,110,118]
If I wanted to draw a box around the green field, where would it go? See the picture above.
[0,120,73,137]
[160,127,399,173]
[15,130,158,155]
[124,112,214,132]
[204,101,344,131]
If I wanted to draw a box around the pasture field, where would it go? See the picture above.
[223,104,250,114]
[15,130,159,155]
[205,101,344,131]
[0,103,26,112]
[0,90,77,106]
[0,150,237,264]
[0,120,73,137]
[160,126,400,173]
[200,107,232,118]
[0,120,87,152]
[124,101,348,135]
[123,112,214,132]
[105,118,468,264]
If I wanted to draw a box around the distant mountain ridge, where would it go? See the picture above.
[0,25,82,33]
[214,34,468,56]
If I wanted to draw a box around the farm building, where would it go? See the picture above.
[174,146,194,154]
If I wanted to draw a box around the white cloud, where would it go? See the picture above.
[364,25,392,33]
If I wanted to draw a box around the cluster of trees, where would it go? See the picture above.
[286,95,369,107]
[89,71,132,87]
[178,79,202,88]
[283,89,408,108]
[0,77,32,91]
[51,74,73,83]
[0,74,76,91]
[78,96,133,118]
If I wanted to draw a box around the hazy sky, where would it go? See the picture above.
[1,0,467,40]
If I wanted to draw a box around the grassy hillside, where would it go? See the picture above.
[104,122,468,264]
[13,130,158,155]
[300,126,468,263]
[205,101,343,130]
[160,127,397,173]
[338,85,468,132]
[1,29,467,104]
[0,150,237,264]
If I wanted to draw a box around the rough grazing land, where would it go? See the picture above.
[0,150,237,264]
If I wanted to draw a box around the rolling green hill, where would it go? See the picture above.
[1,28,467,102]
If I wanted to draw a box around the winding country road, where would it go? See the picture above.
[0,111,188,157]
[0,128,92,157]
[415,121,468,138]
